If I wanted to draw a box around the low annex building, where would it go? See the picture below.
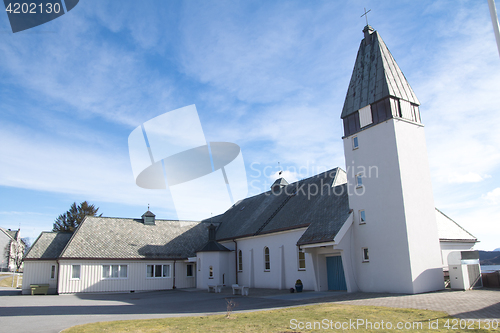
[22,212,207,294]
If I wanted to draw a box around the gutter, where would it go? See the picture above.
[172,259,176,289]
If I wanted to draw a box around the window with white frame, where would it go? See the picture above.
[146,264,171,278]
[356,173,363,188]
[50,265,56,279]
[359,210,366,224]
[102,265,128,279]
[298,249,306,270]
[238,250,243,272]
[362,248,369,262]
[71,265,80,279]
[352,136,359,150]
[209,265,213,278]
[264,247,270,271]
[187,264,193,277]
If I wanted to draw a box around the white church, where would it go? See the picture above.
[22,25,477,295]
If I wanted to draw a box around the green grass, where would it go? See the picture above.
[0,275,22,288]
[62,303,494,332]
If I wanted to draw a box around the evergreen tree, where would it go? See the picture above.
[53,201,102,232]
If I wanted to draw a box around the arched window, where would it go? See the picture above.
[209,265,213,278]
[264,247,270,271]
[238,250,243,272]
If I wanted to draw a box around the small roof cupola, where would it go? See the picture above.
[271,177,289,193]
[142,210,156,225]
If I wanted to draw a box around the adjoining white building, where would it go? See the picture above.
[23,25,478,295]
[0,227,25,272]
[22,212,207,295]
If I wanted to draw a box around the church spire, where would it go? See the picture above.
[341,27,421,136]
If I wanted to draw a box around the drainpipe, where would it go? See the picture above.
[233,239,238,284]
[172,259,176,289]
[56,259,60,295]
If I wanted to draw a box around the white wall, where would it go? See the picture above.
[343,118,444,294]
[196,251,233,289]
[217,228,313,291]
[58,260,195,294]
[440,242,475,268]
[21,260,58,294]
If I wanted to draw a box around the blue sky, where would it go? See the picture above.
[1,0,499,251]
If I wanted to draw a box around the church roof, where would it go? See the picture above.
[214,168,351,244]
[58,217,208,260]
[197,240,231,252]
[341,26,420,119]
[435,208,477,242]
[24,232,73,260]
[271,177,289,187]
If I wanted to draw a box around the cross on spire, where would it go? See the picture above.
[361,8,371,26]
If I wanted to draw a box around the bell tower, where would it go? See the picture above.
[342,25,444,293]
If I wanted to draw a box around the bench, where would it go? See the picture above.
[207,284,222,293]
[232,284,249,296]
[30,284,50,295]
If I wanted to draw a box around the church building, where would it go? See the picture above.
[22,25,477,295]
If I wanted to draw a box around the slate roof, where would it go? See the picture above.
[435,209,477,242]
[24,232,73,260]
[59,216,209,260]
[0,227,18,240]
[341,26,420,118]
[214,168,351,245]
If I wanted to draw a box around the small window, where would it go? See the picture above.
[352,136,359,150]
[162,265,170,278]
[298,249,306,270]
[72,265,80,279]
[359,210,366,224]
[264,247,270,271]
[238,250,243,272]
[362,248,369,262]
[102,265,128,279]
[356,173,363,188]
[50,265,56,279]
[209,266,213,279]
[187,264,193,277]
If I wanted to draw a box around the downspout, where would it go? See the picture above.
[56,259,60,295]
[233,239,238,284]
[172,259,176,289]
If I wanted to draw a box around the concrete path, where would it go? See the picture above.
[0,287,498,333]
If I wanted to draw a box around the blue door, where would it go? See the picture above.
[326,256,347,290]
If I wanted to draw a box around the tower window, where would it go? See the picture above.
[359,210,366,224]
[362,248,369,262]
[356,174,363,187]
[352,136,359,150]
[209,266,213,279]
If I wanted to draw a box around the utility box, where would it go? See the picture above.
[448,251,482,290]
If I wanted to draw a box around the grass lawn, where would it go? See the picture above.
[63,303,494,332]
[0,274,22,288]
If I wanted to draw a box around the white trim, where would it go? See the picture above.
[333,212,354,244]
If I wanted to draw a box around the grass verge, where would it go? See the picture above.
[62,303,494,332]
[0,275,22,288]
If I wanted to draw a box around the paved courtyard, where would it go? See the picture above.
[0,286,498,332]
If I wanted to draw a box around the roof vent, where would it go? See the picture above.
[142,210,156,225]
